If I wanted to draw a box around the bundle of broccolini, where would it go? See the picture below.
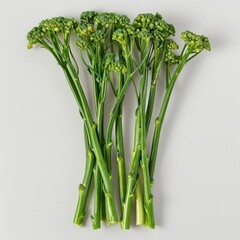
[27,11,210,229]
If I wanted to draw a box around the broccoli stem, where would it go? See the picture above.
[43,36,119,225]
[139,42,155,228]
[135,172,145,225]
[115,72,127,217]
[91,164,101,229]
[73,126,95,226]
[96,67,108,225]
[61,49,119,225]
[145,44,166,132]
[91,45,104,228]
[149,47,192,181]
[133,107,145,225]
[121,107,141,229]
[121,144,141,229]
[105,45,133,173]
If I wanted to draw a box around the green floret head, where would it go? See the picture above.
[167,23,175,35]
[76,37,89,50]
[40,17,77,34]
[27,26,44,48]
[109,60,127,74]
[125,24,139,37]
[154,18,175,38]
[94,12,116,28]
[201,35,211,51]
[114,14,130,28]
[133,13,155,30]
[80,11,98,24]
[155,13,163,20]
[104,52,115,69]
[180,30,211,53]
[166,39,179,50]
[138,29,151,42]
[151,29,166,42]
[27,17,78,48]
[112,29,128,45]
[76,23,95,37]
[90,29,105,43]
[164,51,180,64]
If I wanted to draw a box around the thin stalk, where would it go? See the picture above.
[115,72,127,217]
[139,42,155,228]
[105,50,133,172]
[97,69,108,224]
[135,172,144,225]
[105,44,146,173]
[121,107,141,229]
[73,126,95,226]
[61,51,118,224]
[45,42,102,228]
[149,48,192,182]
[166,63,170,88]
[48,49,96,226]
[92,46,105,226]
[91,164,101,229]
[145,44,167,133]
[121,145,141,229]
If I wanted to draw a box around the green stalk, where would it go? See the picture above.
[45,42,104,227]
[91,58,99,115]
[149,48,192,182]
[121,145,141,229]
[105,42,142,173]
[91,164,101,229]
[91,46,104,228]
[96,68,107,224]
[135,42,166,227]
[146,44,166,133]
[97,103,106,224]
[60,52,118,224]
[139,41,155,228]
[135,172,144,225]
[121,107,142,229]
[115,72,127,217]
[73,126,95,226]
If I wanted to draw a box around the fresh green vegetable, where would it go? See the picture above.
[27,11,210,230]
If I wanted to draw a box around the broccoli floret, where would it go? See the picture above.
[154,13,163,20]
[27,17,77,48]
[90,29,105,43]
[166,39,179,50]
[138,29,151,42]
[80,11,98,24]
[154,18,175,38]
[94,12,116,29]
[27,26,44,48]
[112,29,128,45]
[150,14,175,44]
[180,30,211,53]
[133,13,155,30]
[125,24,139,37]
[114,14,130,28]
[164,51,180,64]
[201,35,211,51]
[109,61,127,74]
[104,52,115,69]
[76,37,89,50]
[76,23,95,37]
[151,29,167,42]
[40,17,77,34]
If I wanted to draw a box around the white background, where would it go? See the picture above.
[1,0,240,239]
